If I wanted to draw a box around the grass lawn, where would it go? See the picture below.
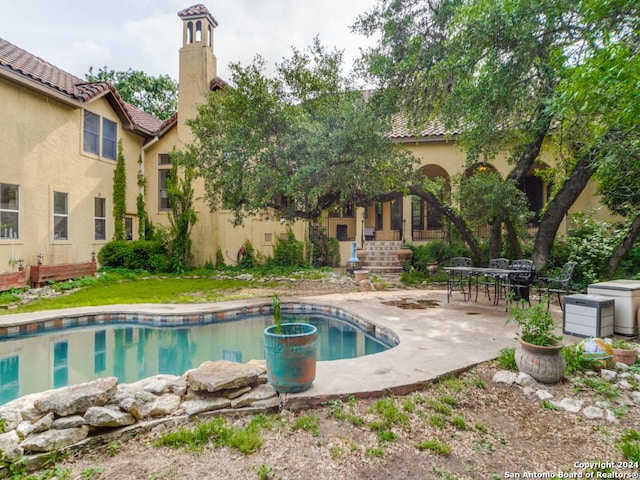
[0,270,283,315]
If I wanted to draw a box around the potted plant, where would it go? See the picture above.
[264,293,318,393]
[610,340,638,366]
[506,298,566,383]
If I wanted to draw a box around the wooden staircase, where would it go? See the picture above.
[359,241,405,274]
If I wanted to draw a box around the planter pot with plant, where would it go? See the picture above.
[611,340,639,366]
[264,293,318,393]
[506,299,566,383]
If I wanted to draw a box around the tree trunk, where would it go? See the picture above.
[503,219,522,259]
[531,152,598,269]
[489,222,502,260]
[507,106,552,186]
[607,213,640,276]
[408,185,482,265]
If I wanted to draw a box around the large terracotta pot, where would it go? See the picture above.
[515,338,565,384]
[612,348,638,366]
[397,247,413,264]
[264,323,318,393]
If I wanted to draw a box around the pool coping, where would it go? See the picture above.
[0,289,541,408]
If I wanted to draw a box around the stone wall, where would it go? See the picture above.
[0,360,278,464]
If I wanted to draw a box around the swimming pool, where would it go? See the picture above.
[0,303,397,404]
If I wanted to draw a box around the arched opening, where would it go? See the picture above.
[195,20,202,43]
[518,162,552,227]
[413,165,450,240]
[207,25,213,48]
[186,21,193,44]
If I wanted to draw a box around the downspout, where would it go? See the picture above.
[140,136,160,238]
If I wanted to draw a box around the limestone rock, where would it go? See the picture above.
[181,397,231,416]
[231,384,277,409]
[617,380,633,390]
[84,406,136,428]
[139,393,182,418]
[249,397,281,410]
[246,359,267,375]
[492,371,517,385]
[358,279,375,292]
[21,426,90,453]
[220,386,252,399]
[121,374,180,395]
[515,372,536,387]
[16,412,54,437]
[169,377,188,396]
[600,369,617,382]
[34,377,118,417]
[53,415,86,430]
[605,410,620,423]
[536,389,553,400]
[583,406,604,419]
[552,398,583,413]
[0,430,23,462]
[0,406,22,432]
[185,360,263,393]
[117,391,156,420]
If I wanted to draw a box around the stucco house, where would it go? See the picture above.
[0,4,604,275]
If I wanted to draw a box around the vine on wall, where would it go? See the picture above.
[112,140,127,241]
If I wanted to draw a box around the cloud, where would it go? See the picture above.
[124,13,181,78]
[69,40,113,77]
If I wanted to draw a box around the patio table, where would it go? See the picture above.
[443,267,512,304]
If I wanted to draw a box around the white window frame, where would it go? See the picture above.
[83,110,100,155]
[0,183,20,240]
[94,197,107,241]
[83,110,117,160]
[102,118,117,160]
[158,154,172,211]
[53,191,69,240]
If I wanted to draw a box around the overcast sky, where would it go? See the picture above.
[0,0,378,82]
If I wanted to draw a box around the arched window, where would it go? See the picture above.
[208,25,212,47]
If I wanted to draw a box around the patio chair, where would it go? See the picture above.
[446,256,473,302]
[536,261,577,312]
[476,257,509,303]
[505,259,536,308]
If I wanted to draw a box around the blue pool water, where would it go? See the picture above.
[0,311,394,405]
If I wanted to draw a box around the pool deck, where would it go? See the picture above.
[0,289,566,408]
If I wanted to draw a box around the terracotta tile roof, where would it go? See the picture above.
[1,37,90,101]
[0,37,163,136]
[122,101,165,132]
[177,4,218,27]
[389,114,449,139]
[210,76,228,91]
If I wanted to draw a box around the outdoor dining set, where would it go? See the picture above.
[443,257,577,311]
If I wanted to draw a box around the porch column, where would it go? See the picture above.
[356,207,365,248]
[402,196,412,244]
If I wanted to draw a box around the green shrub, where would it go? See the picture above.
[563,212,627,287]
[497,347,517,371]
[271,228,307,267]
[407,240,470,275]
[617,244,640,280]
[237,240,257,268]
[308,224,340,267]
[98,240,170,272]
[215,247,225,267]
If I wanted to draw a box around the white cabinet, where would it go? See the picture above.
[588,280,640,336]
